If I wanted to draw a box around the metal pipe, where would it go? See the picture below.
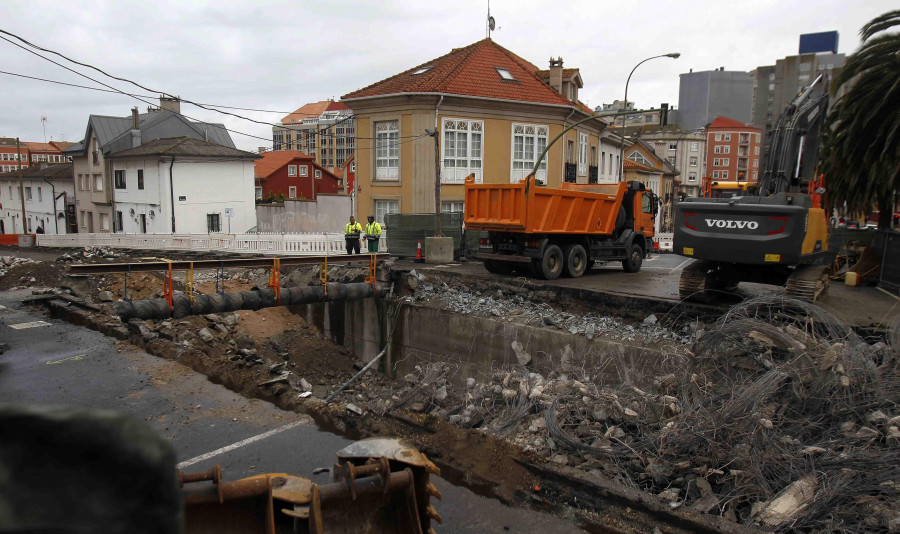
[113,282,384,321]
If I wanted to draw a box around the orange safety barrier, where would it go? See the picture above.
[0,234,33,246]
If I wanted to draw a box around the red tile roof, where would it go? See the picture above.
[281,101,350,125]
[254,150,313,178]
[707,116,759,130]
[624,159,655,171]
[342,39,575,107]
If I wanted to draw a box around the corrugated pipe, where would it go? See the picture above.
[114,282,383,321]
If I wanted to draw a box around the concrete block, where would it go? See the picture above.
[424,236,453,264]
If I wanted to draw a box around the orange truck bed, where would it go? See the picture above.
[464,176,627,235]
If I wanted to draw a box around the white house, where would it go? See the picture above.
[107,137,259,234]
[0,163,75,234]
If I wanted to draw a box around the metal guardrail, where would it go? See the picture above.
[35,231,388,256]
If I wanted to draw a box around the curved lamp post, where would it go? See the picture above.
[618,52,680,182]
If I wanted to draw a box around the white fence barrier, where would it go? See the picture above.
[36,232,387,256]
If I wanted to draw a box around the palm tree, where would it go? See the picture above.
[821,10,900,228]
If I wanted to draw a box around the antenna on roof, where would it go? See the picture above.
[486,0,495,39]
[41,116,47,143]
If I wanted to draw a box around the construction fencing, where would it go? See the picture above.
[35,232,386,256]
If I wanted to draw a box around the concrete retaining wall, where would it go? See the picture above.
[303,299,684,388]
[256,194,351,233]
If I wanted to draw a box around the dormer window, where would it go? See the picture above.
[411,66,433,76]
[495,68,515,81]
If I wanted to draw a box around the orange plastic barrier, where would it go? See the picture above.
[0,234,31,246]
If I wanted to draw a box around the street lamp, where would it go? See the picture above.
[619,52,680,182]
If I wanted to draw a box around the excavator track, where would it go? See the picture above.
[785,264,829,301]
[679,261,712,301]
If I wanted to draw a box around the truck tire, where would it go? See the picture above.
[537,244,564,280]
[563,244,588,278]
[622,243,643,273]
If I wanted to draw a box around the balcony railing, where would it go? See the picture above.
[589,165,598,184]
[565,163,577,182]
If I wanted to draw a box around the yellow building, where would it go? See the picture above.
[341,40,606,222]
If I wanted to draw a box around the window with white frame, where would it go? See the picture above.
[255,187,262,200]
[724,133,732,141]
[24,187,32,201]
[688,172,697,182]
[289,186,297,199]
[668,142,677,151]
[315,169,321,179]
[713,170,720,178]
[374,199,399,226]
[754,159,759,168]
[689,156,698,167]
[441,119,483,183]
[628,151,651,166]
[715,133,722,142]
[713,158,720,167]
[299,165,308,177]
[288,165,297,177]
[755,146,760,155]
[755,133,761,143]
[441,201,464,213]
[511,123,548,184]
[721,170,729,179]
[753,171,758,180]
[578,132,588,175]
[114,170,126,189]
[94,174,103,191]
[690,141,699,152]
[723,158,730,166]
[723,146,731,154]
[714,145,723,154]
[375,120,399,180]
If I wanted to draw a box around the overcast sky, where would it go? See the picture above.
[0,0,895,151]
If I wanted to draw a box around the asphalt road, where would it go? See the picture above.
[0,289,584,533]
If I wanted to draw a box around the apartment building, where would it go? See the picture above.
[342,39,605,220]
[676,68,754,131]
[703,116,762,183]
[272,100,355,181]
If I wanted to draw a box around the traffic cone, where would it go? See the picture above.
[414,240,424,262]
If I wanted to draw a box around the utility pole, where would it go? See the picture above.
[431,130,442,236]
[16,137,26,232]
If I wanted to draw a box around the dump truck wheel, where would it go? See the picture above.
[563,244,587,278]
[622,243,643,273]
[537,245,564,280]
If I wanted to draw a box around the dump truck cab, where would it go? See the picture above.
[465,176,656,280]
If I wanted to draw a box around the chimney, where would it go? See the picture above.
[131,107,142,148]
[549,57,564,93]
[159,96,181,114]
[258,147,267,154]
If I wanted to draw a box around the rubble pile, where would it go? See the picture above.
[408,271,692,345]
[55,246,123,262]
[330,296,900,532]
[0,256,37,279]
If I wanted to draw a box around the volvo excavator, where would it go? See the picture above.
[674,74,831,301]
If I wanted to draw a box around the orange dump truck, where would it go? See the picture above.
[464,175,657,279]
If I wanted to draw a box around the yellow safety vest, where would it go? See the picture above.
[366,221,382,237]
[345,222,362,236]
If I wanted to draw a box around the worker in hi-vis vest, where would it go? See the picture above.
[365,215,382,253]
[345,216,363,254]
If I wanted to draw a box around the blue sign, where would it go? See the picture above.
[799,31,839,54]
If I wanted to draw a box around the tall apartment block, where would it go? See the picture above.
[675,68,754,131]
